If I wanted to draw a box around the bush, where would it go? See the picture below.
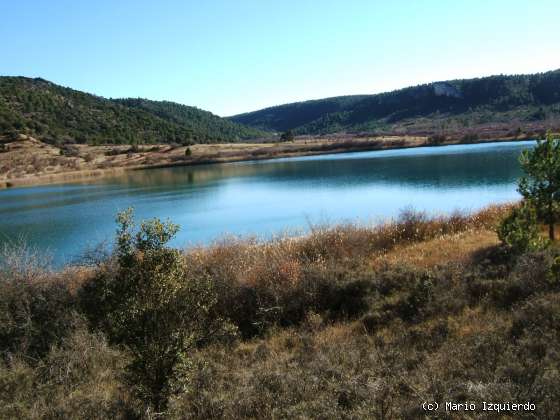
[215,266,372,339]
[461,132,479,143]
[466,247,559,309]
[497,203,545,255]
[0,243,77,360]
[382,273,434,323]
[105,147,126,156]
[511,293,560,344]
[427,134,446,145]
[80,209,235,411]
[280,130,295,142]
[59,145,80,157]
[0,328,133,419]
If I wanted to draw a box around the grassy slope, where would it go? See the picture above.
[0,76,266,145]
[2,205,559,418]
[230,69,560,136]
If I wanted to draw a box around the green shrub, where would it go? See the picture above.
[80,209,236,411]
[280,130,294,142]
[497,203,544,255]
[389,275,434,323]
[427,134,446,145]
[461,132,479,143]
[549,255,560,284]
[60,145,80,157]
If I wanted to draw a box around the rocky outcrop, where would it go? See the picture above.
[432,82,462,98]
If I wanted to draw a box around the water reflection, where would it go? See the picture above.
[0,141,534,266]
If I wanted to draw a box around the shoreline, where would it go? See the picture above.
[0,135,534,189]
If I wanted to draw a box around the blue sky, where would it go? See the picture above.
[1,0,558,116]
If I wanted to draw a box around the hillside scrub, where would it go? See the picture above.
[0,77,265,145]
[1,204,560,418]
[230,69,560,136]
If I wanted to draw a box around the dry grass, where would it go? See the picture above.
[3,204,560,418]
[186,204,511,282]
[373,228,500,269]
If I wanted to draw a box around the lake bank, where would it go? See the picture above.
[0,134,534,189]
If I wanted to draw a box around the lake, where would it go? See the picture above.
[0,140,535,266]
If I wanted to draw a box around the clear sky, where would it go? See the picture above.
[1,0,559,116]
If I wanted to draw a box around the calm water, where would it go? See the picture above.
[0,141,535,266]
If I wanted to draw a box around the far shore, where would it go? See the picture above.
[0,135,535,189]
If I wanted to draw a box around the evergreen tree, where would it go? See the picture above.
[518,132,560,240]
[280,129,294,142]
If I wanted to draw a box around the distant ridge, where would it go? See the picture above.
[0,77,266,145]
[2,70,559,145]
[229,70,560,135]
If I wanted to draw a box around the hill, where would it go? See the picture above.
[230,70,560,136]
[0,77,265,145]
[114,98,266,142]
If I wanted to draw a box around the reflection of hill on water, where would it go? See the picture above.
[249,150,524,188]
[106,162,273,188]
[0,164,270,215]
[110,143,528,191]
[0,143,529,216]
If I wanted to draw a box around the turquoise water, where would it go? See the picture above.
[0,141,535,266]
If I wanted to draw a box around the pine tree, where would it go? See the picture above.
[518,132,560,240]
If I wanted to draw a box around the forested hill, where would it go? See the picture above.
[230,70,560,135]
[0,77,266,145]
[114,98,266,142]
